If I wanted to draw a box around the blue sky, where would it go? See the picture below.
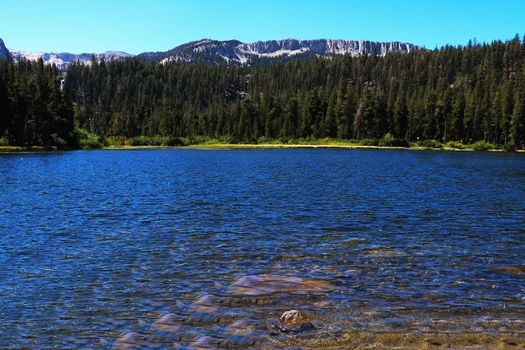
[1,0,523,54]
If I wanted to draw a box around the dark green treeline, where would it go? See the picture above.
[1,37,525,148]
[0,59,75,147]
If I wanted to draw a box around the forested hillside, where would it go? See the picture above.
[0,59,75,147]
[1,36,525,149]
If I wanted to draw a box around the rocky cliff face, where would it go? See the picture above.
[3,37,420,69]
[150,38,420,65]
[238,39,416,57]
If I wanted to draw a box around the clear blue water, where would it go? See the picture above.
[0,149,524,348]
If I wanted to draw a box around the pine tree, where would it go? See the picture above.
[511,89,525,148]
[393,89,408,139]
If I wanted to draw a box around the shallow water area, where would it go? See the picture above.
[0,149,524,348]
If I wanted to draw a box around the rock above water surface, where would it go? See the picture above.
[228,275,335,296]
[269,310,316,334]
[280,310,311,328]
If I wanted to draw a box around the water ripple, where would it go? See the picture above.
[0,149,524,348]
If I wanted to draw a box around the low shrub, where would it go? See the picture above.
[76,129,108,149]
[0,136,10,146]
[162,137,189,146]
[49,133,68,149]
[379,133,409,147]
[360,138,379,146]
[445,141,466,149]
[412,139,443,149]
[191,135,211,144]
[468,140,498,151]
[257,136,282,144]
[129,135,164,146]
[105,137,125,146]
[79,137,105,149]
[226,135,240,144]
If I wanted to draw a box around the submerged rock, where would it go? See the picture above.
[494,265,525,275]
[224,319,254,336]
[342,237,368,245]
[114,332,141,349]
[362,247,405,258]
[188,336,217,349]
[228,275,335,296]
[190,294,219,313]
[269,310,316,334]
[151,313,180,332]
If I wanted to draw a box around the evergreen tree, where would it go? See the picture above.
[2,36,525,149]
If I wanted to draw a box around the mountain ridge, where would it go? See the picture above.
[7,49,133,71]
[2,38,421,69]
[140,38,420,65]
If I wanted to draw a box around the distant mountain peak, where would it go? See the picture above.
[2,37,420,69]
[150,38,420,65]
[8,48,133,70]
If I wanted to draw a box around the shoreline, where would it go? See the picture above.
[281,330,525,349]
[182,143,510,152]
[1,143,524,153]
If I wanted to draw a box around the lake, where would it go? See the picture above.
[1,149,524,348]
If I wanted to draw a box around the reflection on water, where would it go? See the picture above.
[0,149,524,348]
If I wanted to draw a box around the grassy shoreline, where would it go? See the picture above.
[182,142,511,152]
[1,143,523,153]
[97,141,522,152]
[4,132,522,152]
[0,145,62,152]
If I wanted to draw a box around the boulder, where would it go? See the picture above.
[269,310,316,334]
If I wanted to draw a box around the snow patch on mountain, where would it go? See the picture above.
[8,49,133,70]
[158,38,421,66]
[2,37,421,68]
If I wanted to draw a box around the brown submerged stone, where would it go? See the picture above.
[228,275,335,296]
[151,313,181,332]
[224,319,254,336]
[188,336,217,350]
[363,247,405,258]
[189,294,219,313]
[269,309,316,334]
[494,265,525,275]
[114,332,140,349]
